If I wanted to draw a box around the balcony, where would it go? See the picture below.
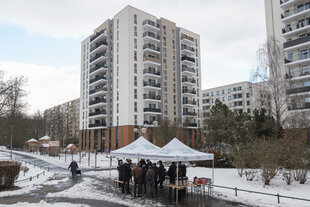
[89,64,108,75]
[281,0,304,9]
[89,110,107,117]
[183,100,197,106]
[181,34,195,44]
[282,19,310,38]
[90,53,107,64]
[284,53,310,66]
[288,102,310,111]
[181,55,195,64]
[283,35,310,51]
[182,89,196,96]
[89,87,107,96]
[143,32,160,43]
[89,122,107,128]
[182,78,196,85]
[89,98,107,106]
[143,94,161,102]
[183,123,198,128]
[143,68,161,78]
[143,20,160,31]
[183,111,197,116]
[90,41,108,54]
[90,30,107,42]
[143,108,161,114]
[89,75,107,85]
[287,86,310,95]
[143,55,161,66]
[143,82,161,89]
[182,66,196,75]
[281,4,310,23]
[181,44,195,55]
[143,44,160,54]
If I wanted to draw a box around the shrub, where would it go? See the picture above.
[0,161,21,190]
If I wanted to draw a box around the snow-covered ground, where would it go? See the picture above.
[0,201,89,207]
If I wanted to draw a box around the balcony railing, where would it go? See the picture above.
[281,3,310,19]
[90,41,108,53]
[89,98,106,106]
[182,89,196,94]
[89,122,107,128]
[181,44,195,52]
[89,75,107,84]
[183,111,197,116]
[285,53,310,63]
[183,100,197,105]
[282,19,310,34]
[182,66,195,74]
[90,53,107,63]
[143,108,161,113]
[184,123,198,127]
[89,110,106,117]
[284,35,310,49]
[143,55,161,64]
[143,94,161,100]
[181,55,195,63]
[143,20,160,29]
[143,44,160,52]
[143,68,161,76]
[287,86,310,94]
[182,78,196,84]
[143,32,160,40]
[143,82,161,88]
[90,64,107,74]
[288,102,310,111]
[181,34,195,42]
[89,87,107,95]
[90,30,106,42]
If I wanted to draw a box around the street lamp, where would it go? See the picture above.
[133,120,158,141]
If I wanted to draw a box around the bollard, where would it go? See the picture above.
[235,187,237,196]
[95,150,97,168]
[277,194,280,203]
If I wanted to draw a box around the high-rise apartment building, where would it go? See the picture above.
[201,81,271,118]
[44,98,80,147]
[265,0,310,120]
[79,6,202,152]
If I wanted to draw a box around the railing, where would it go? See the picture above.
[283,35,310,48]
[143,68,161,76]
[89,122,107,128]
[182,78,196,84]
[143,20,160,29]
[282,20,310,34]
[90,30,106,42]
[181,34,195,42]
[182,89,196,94]
[181,44,195,52]
[183,112,197,116]
[288,102,310,110]
[90,41,108,53]
[90,64,107,74]
[89,110,106,117]
[89,75,107,84]
[143,94,161,100]
[287,86,310,94]
[90,53,107,63]
[184,123,198,127]
[181,55,195,63]
[89,87,107,95]
[183,100,197,105]
[143,44,160,52]
[143,82,161,88]
[89,98,106,106]
[143,32,160,40]
[143,108,161,113]
[182,67,196,74]
[143,56,161,64]
[281,3,310,19]
[284,53,310,63]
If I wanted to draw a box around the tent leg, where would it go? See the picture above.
[212,158,214,196]
[176,162,179,204]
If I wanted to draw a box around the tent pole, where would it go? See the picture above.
[212,158,214,196]
[109,156,112,180]
[176,159,179,204]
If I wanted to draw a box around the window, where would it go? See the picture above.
[172,40,175,49]
[117,66,119,77]
[222,97,226,102]
[211,99,214,103]
[247,108,251,113]
[134,51,137,61]
[228,96,231,101]
[117,31,119,40]
[164,82,167,91]
[134,14,137,24]
[288,53,293,61]
[304,80,310,87]
[163,59,167,68]
[164,94,167,103]
[297,4,304,13]
[238,86,242,91]
[222,90,225,94]
[163,26,166,35]
[211,92,214,96]
[134,39,137,49]
[172,29,175,38]
[173,95,176,104]
[302,65,310,75]
[228,88,231,93]
[163,48,166,57]
[134,102,137,112]
[300,49,309,59]
[134,89,137,99]
[117,42,119,52]
[163,37,166,46]
[117,54,119,64]
[246,93,250,98]
[247,100,250,106]
[134,76,137,86]
[134,26,137,36]
[173,62,176,71]
[164,70,167,80]
[134,63,137,74]
[117,19,119,29]
[134,115,137,125]
[216,90,219,96]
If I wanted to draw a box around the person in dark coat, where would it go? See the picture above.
[68,160,78,178]
[122,159,132,194]
[167,162,177,196]
[117,160,123,188]
[141,163,147,194]
[132,163,143,197]
[158,160,166,189]
[145,165,155,198]
[152,163,159,194]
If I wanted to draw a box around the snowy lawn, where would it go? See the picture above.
[0,200,89,207]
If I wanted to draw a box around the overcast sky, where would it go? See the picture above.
[0,0,267,114]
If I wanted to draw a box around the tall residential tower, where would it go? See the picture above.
[79,6,202,152]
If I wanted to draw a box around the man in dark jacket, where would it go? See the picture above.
[122,159,132,194]
[158,160,165,189]
[167,162,177,197]
[132,163,143,197]
[117,160,123,188]
[141,163,147,194]
[68,160,78,178]
[152,163,159,195]
[145,165,155,198]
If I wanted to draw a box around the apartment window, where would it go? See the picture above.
[163,48,166,57]
[117,19,119,29]
[134,51,137,61]
[228,88,231,93]
[246,93,250,98]
[117,42,119,52]
[173,84,176,93]
[164,93,167,103]
[164,70,167,80]
[173,62,176,71]
[117,91,119,101]
[301,49,309,59]
[163,37,166,46]
[134,63,137,74]
[134,102,137,112]
[302,65,310,75]
[117,54,119,64]
[173,73,176,82]
[228,96,231,101]
[172,40,175,49]
[134,38,137,49]
[211,92,214,96]
[222,97,226,102]
[173,95,176,104]
[238,86,242,91]
[163,26,166,35]
[163,59,167,68]
[117,103,119,113]
[164,82,167,91]
[173,51,175,60]
[216,91,219,96]
[172,29,175,38]
[134,76,137,86]
[117,66,119,77]
[117,79,119,89]
[222,89,225,94]
[134,14,137,24]
[174,106,176,115]
[134,115,137,125]
[134,89,137,99]
[134,26,137,36]
[117,31,119,40]
[211,99,214,103]
[247,100,250,106]
[304,80,310,87]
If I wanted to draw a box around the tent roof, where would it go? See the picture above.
[39,135,51,140]
[110,136,160,158]
[140,138,214,161]
[26,138,38,143]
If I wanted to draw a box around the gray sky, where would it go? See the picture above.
[0,0,267,114]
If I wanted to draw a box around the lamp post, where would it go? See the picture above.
[133,121,158,141]
[10,125,13,160]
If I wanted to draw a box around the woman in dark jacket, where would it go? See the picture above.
[68,160,78,178]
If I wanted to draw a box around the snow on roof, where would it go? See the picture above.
[41,143,49,148]
[39,135,51,141]
[66,144,75,149]
[26,138,38,143]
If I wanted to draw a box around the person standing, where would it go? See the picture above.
[152,163,159,195]
[145,165,155,198]
[117,160,123,188]
[132,163,143,197]
[122,159,132,194]
[158,160,166,189]
[167,162,177,196]
[68,160,78,178]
